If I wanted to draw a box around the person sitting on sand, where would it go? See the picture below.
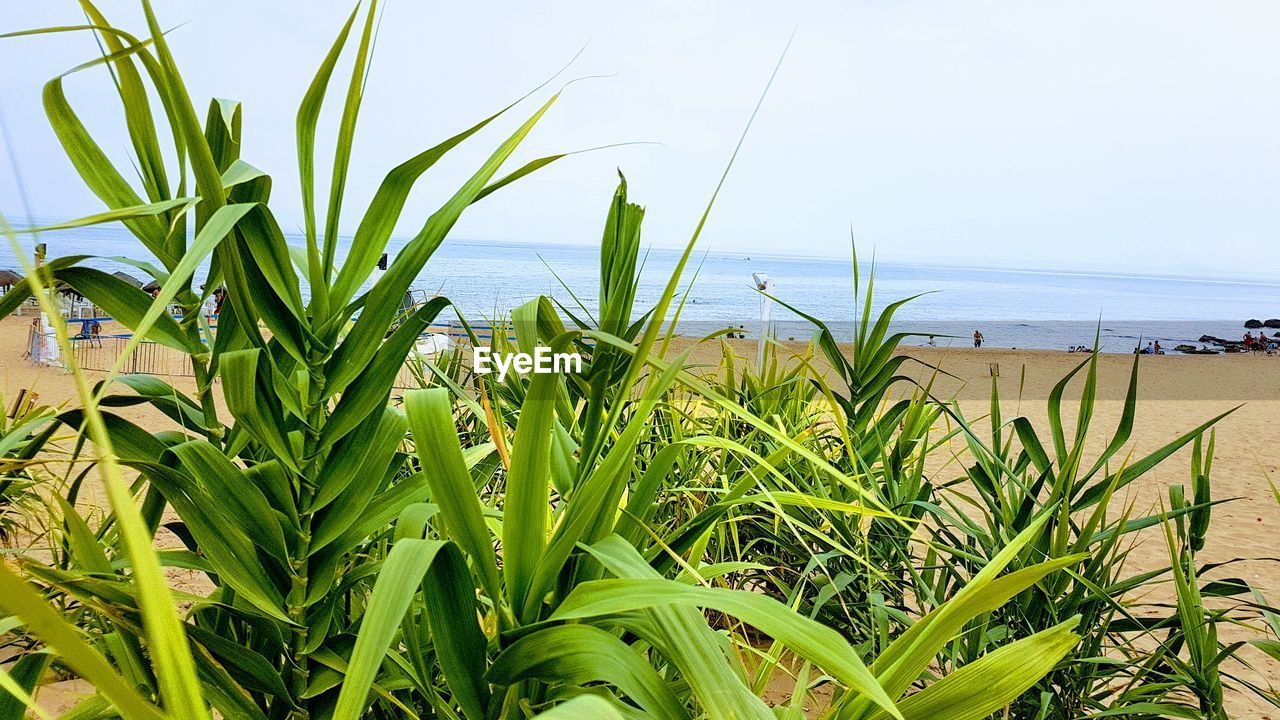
[1154,340,1162,355]
[1143,341,1154,354]
[973,330,983,348]
[927,335,937,347]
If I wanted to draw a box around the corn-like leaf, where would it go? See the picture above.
[331,539,485,720]
[504,335,574,620]
[0,653,53,720]
[297,5,359,301]
[321,297,450,447]
[0,565,166,720]
[320,1,379,289]
[405,388,502,604]
[530,695,626,719]
[169,440,292,558]
[38,267,194,353]
[18,197,193,236]
[487,624,689,720]
[325,93,559,398]
[132,461,291,624]
[310,405,402,513]
[42,77,171,258]
[866,521,1082,707]
[327,107,518,316]
[526,353,685,614]
[220,349,298,472]
[551,570,901,719]
[310,406,407,553]
[556,535,787,719]
[859,618,1081,720]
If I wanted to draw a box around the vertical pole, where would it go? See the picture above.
[34,243,59,367]
[753,273,773,372]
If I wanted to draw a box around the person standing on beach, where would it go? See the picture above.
[973,330,983,348]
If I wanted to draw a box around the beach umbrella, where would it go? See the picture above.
[0,269,22,287]
[142,279,162,292]
[111,271,144,288]
[54,282,83,299]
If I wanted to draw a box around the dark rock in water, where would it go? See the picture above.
[1174,344,1197,353]
[1245,319,1263,329]
[1266,319,1280,329]
[1200,335,1244,348]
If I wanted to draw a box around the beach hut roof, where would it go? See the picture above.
[111,271,144,288]
[54,282,83,298]
[142,279,161,292]
[0,269,22,286]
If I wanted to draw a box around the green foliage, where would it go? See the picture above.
[0,393,57,543]
[0,2,1271,719]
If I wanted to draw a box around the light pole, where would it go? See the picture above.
[35,243,59,367]
[752,272,773,371]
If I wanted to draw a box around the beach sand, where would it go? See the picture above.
[1,317,1276,716]
[693,338,1280,718]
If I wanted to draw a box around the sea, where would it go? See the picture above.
[6,225,1280,354]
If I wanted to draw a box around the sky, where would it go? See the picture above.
[2,1,1279,275]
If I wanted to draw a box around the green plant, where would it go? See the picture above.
[920,347,1248,718]
[702,260,945,644]
[0,3,1193,719]
[0,0,570,715]
[0,392,58,544]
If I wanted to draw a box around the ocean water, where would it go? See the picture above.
[6,225,1280,353]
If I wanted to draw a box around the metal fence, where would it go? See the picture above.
[67,331,468,390]
[70,335,197,377]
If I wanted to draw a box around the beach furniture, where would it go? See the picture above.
[414,333,453,356]
[6,388,38,419]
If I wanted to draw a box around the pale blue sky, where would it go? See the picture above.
[2,2,1278,274]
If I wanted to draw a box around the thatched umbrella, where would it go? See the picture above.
[0,269,22,288]
[111,271,144,288]
[54,282,83,299]
[142,279,161,293]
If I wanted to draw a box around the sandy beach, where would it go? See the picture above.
[672,339,1280,578]
[687,338,1280,718]
[3,317,1278,716]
